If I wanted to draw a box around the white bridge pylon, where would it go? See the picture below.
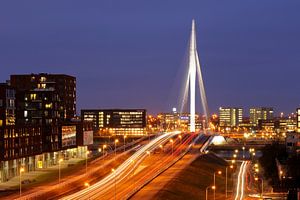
[187,19,209,132]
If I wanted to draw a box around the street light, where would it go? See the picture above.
[112,168,116,200]
[146,151,150,156]
[159,144,164,152]
[213,171,222,200]
[255,177,264,198]
[103,144,107,156]
[84,182,90,187]
[19,167,25,197]
[58,158,63,183]
[114,139,119,161]
[123,135,127,152]
[86,151,89,174]
[205,185,216,200]
[170,139,174,155]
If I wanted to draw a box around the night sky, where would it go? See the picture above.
[1,1,300,115]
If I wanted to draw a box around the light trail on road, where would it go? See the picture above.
[60,131,183,200]
[234,160,249,200]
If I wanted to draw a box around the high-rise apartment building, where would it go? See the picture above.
[219,107,243,127]
[10,73,76,121]
[0,83,16,127]
[10,73,76,152]
[250,107,273,126]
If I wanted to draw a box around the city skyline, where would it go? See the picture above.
[1,1,300,114]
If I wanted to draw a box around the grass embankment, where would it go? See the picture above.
[154,153,234,200]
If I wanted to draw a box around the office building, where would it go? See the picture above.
[82,109,146,136]
[250,107,273,126]
[219,107,243,127]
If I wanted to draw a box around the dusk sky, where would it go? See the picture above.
[1,0,300,115]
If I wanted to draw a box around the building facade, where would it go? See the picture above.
[0,83,16,127]
[10,73,76,152]
[10,73,76,121]
[219,107,243,127]
[250,107,273,126]
[82,109,146,136]
[0,73,92,183]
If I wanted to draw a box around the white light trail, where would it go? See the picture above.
[61,131,181,200]
[234,161,248,200]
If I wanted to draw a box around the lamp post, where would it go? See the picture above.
[114,139,119,161]
[123,135,127,152]
[98,147,102,156]
[58,158,63,183]
[103,144,107,156]
[255,177,263,198]
[85,151,89,174]
[159,144,164,153]
[213,170,222,200]
[112,168,116,200]
[19,167,24,197]
[206,185,216,200]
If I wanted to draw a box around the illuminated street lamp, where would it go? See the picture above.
[146,151,150,156]
[255,177,264,198]
[123,135,127,152]
[213,171,222,200]
[205,185,216,200]
[58,158,63,183]
[84,182,90,187]
[114,139,119,160]
[159,144,164,152]
[86,151,89,174]
[103,144,107,156]
[19,167,25,197]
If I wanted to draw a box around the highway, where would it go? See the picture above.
[60,132,209,200]
[234,160,249,200]
[60,131,182,200]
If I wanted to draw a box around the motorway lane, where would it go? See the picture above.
[130,135,211,200]
[60,131,184,200]
[13,138,150,200]
[85,133,209,200]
